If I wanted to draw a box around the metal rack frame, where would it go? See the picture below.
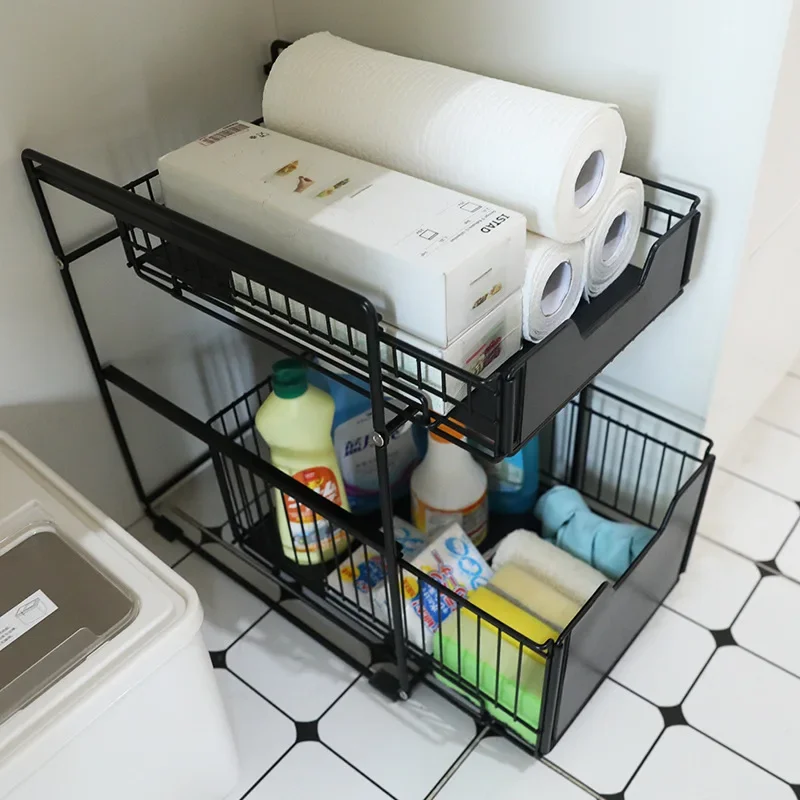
[21,75,710,754]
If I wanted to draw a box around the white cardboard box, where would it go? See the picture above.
[234,280,522,414]
[159,121,526,347]
[388,290,522,413]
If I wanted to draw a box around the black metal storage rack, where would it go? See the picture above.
[21,71,713,755]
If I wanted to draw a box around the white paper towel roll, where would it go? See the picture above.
[522,233,585,342]
[263,32,627,243]
[583,174,645,298]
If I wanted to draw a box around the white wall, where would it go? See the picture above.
[272,0,792,430]
[705,0,800,454]
[0,0,277,523]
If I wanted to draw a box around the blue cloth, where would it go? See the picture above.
[534,486,653,580]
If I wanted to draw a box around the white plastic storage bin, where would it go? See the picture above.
[0,433,238,800]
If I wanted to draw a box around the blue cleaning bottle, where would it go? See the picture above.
[311,368,422,514]
[485,436,540,514]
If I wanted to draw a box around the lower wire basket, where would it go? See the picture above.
[206,380,714,754]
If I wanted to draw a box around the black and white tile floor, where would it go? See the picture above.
[131,368,800,799]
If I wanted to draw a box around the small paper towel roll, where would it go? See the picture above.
[263,32,627,242]
[583,174,644,298]
[522,234,585,342]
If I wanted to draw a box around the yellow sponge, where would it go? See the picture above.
[434,563,580,744]
[490,563,582,630]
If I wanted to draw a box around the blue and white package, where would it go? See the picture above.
[401,522,494,651]
[311,370,422,513]
[326,517,429,619]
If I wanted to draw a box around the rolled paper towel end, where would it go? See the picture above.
[522,234,586,343]
[583,174,645,299]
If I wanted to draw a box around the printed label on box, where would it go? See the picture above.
[339,548,387,593]
[402,534,492,635]
[464,323,506,376]
[197,122,250,146]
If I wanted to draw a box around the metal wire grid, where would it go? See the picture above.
[542,387,711,529]
[119,170,503,454]
[205,377,710,748]
[118,170,697,460]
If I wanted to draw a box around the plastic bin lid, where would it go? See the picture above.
[0,526,137,725]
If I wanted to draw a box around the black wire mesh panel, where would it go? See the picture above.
[20,148,701,459]
[121,169,503,457]
[538,387,713,748]
[120,169,699,460]
[207,377,713,754]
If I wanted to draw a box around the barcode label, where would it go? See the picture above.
[198,122,249,146]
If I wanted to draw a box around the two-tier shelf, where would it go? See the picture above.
[21,50,713,755]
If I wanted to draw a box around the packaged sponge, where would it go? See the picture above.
[400,522,493,651]
[326,517,428,621]
[434,564,571,745]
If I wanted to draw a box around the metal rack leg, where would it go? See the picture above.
[364,314,411,701]
[371,439,411,700]
[569,385,594,490]
[22,160,166,530]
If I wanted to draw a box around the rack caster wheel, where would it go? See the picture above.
[151,514,183,542]
[369,668,409,702]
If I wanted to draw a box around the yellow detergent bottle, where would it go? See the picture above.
[255,359,350,564]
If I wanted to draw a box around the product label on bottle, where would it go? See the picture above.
[280,466,348,555]
[485,452,525,493]
[334,412,417,507]
[411,491,488,546]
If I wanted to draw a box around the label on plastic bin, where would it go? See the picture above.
[0,590,59,654]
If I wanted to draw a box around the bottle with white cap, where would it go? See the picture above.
[410,420,489,546]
